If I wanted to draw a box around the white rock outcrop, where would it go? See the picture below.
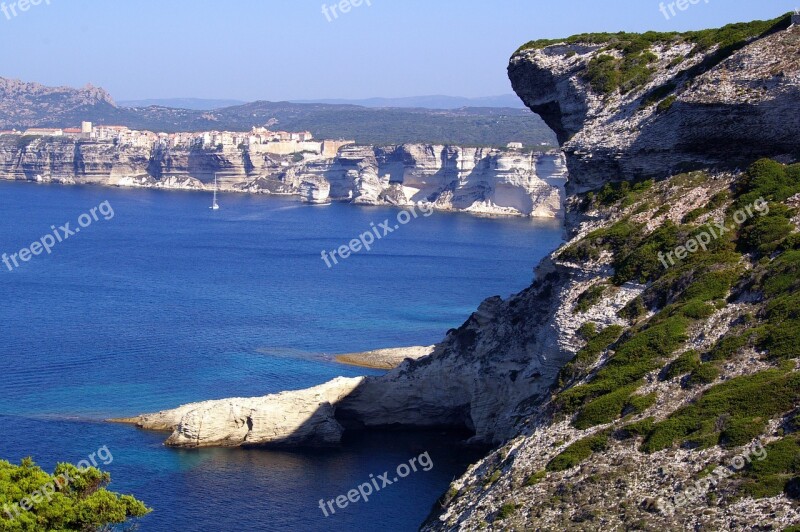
[114,377,365,448]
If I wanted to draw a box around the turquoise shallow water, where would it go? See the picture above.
[0,181,563,531]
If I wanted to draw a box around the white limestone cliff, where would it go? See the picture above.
[0,138,567,218]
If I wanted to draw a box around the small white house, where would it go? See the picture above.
[507,142,524,150]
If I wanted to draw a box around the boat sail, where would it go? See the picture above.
[210,173,220,210]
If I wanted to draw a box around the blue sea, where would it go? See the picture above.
[0,181,563,531]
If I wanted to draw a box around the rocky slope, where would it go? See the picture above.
[421,14,800,530]
[0,137,566,217]
[121,14,800,531]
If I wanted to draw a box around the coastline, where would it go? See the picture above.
[334,345,436,370]
[0,177,564,220]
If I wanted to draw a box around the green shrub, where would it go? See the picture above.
[583,48,659,95]
[736,158,800,207]
[547,433,609,472]
[783,233,800,251]
[524,470,547,486]
[0,458,150,531]
[496,503,518,520]
[739,209,795,254]
[706,334,751,361]
[686,363,721,387]
[758,320,800,360]
[578,322,598,340]
[738,434,800,499]
[585,54,622,94]
[708,190,731,209]
[574,384,641,429]
[720,417,767,447]
[761,251,800,297]
[582,325,625,359]
[559,325,624,384]
[668,55,685,67]
[739,475,788,499]
[642,82,678,108]
[682,206,709,224]
[619,297,647,321]
[619,417,656,439]
[575,284,607,314]
[663,350,701,380]
[625,392,658,415]
[657,95,677,113]
[680,269,739,302]
[680,299,716,319]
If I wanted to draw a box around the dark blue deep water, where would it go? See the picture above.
[0,181,563,531]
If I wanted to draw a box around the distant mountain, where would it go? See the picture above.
[0,77,117,128]
[0,77,555,146]
[292,94,527,109]
[118,98,246,110]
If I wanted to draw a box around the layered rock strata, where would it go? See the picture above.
[0,138,566,218]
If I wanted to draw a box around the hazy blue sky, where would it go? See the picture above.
[0,0,795,101]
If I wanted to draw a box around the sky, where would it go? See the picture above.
[0,0,796,102]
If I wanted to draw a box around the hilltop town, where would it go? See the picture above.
[0,122,357,157]
[0,122,565,217]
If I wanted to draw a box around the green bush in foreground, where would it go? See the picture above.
[0,458,150,531]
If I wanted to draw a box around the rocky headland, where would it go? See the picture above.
[119,13,800,531]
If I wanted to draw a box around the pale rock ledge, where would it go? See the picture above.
[112,377,365,448]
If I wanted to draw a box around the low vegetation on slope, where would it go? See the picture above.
[436,160,800,530]
[541,159,800,505]
[515,13,792,96]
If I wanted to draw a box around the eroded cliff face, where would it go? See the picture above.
[0,137,566,218]
[508,20,800,193]
[421,18,800,531]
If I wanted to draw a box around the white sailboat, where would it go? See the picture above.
[210,173,220,210]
